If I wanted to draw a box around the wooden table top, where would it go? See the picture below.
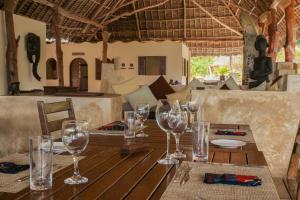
[0,121,266,200]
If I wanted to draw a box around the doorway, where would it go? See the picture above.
[70,58,88,91]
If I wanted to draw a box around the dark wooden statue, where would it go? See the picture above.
[249,35,273,88]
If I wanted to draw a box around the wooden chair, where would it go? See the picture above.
[285,122,300,200]
[37,98,75,135]
[274,122,300,200]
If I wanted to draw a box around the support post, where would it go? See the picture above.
[102,29,110,63]
[268,8,278,61]
[4,0,19,94]
[51,6,64,86]
[284,0,296,62]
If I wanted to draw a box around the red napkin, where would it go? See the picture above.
[98,121,128,131]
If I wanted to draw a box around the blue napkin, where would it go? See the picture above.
[0,162,29,174]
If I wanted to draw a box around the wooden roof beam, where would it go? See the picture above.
[190,0,243,37]
[103,0,170,25]
[31,0,103,29]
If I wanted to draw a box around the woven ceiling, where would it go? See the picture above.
[11,0,300,56]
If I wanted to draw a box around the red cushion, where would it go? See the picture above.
[149,76,175,99]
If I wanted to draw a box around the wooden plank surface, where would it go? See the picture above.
[0,121,267,200]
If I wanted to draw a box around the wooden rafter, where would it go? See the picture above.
[81,0,110,34]
[183,0,186,39]
[221,0,242,29]
[31,0,103,29]
[190,0,243,37]
[225,0,258,18]
[132,2,142,40]
[103,0,170,25]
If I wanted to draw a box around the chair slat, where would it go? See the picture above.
[43,101,71,114]
[48,118,72,133]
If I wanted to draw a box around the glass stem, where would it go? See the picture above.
[73,155,80,177]
[140,121,144,134]
[194,111,198,122]
[166,131,171,159]
[175,135,180,153]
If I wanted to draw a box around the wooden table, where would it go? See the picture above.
[0,121,267,200]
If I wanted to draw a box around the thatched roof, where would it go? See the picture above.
[9,0,300,56]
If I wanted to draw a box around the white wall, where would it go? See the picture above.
[46,41,190,92]
[0,12,46,95]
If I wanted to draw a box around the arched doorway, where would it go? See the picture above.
[70,58,88,91]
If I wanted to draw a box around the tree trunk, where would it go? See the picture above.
[284,0,296,62]
[267,8,278,61]
[4,0,19,94]
[102,30,110,63]
[51,7,64,86]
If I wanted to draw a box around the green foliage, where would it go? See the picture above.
[215,66,230,76]
[191,56,215,77]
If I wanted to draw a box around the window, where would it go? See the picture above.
[46,58,57,79]
[138,56,166,75]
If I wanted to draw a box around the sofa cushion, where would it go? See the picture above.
[126,86,157,110]
[188,78,205,90]
[220,76,240,90]
[149,76,175,99]
[166,87,191,102]
[112,77,140,102]
[250,81,267,91]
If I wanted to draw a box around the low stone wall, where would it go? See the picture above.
[192,90,300,177]
[0,95,122,157]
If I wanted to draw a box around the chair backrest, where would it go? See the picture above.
[37,98,75,135]
[286,121,300,200]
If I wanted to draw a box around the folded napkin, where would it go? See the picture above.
[98,121,128,131]
[204,173,262,187]
[0,162,29,174]
[215,130,246,136]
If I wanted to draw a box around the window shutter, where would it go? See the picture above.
[95,58,102,80]
[159,56,166,75]
[138,57,146,75]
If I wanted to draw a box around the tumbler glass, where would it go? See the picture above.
[192,122,210,162]
[124,111,136,139]
[29,135,53,191]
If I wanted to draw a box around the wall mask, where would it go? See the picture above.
[26,33,41,81]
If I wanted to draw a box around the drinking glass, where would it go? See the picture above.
[188,101,200,123]
[156,99,179,165]
[62,120,89,184]
[124,111,136,139]
[135,104,150,137]
[168,110,188,159]
[192,121,210,162]
[29,135,53,191]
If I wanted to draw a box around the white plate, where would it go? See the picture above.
[210,139,246,149]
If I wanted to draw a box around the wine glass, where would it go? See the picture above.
[188,101,200,123]
[135,104,150,137]
[179,101,192,132]
[156,99,179,165]
[168,110,188,159]
[62,120,89,184]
